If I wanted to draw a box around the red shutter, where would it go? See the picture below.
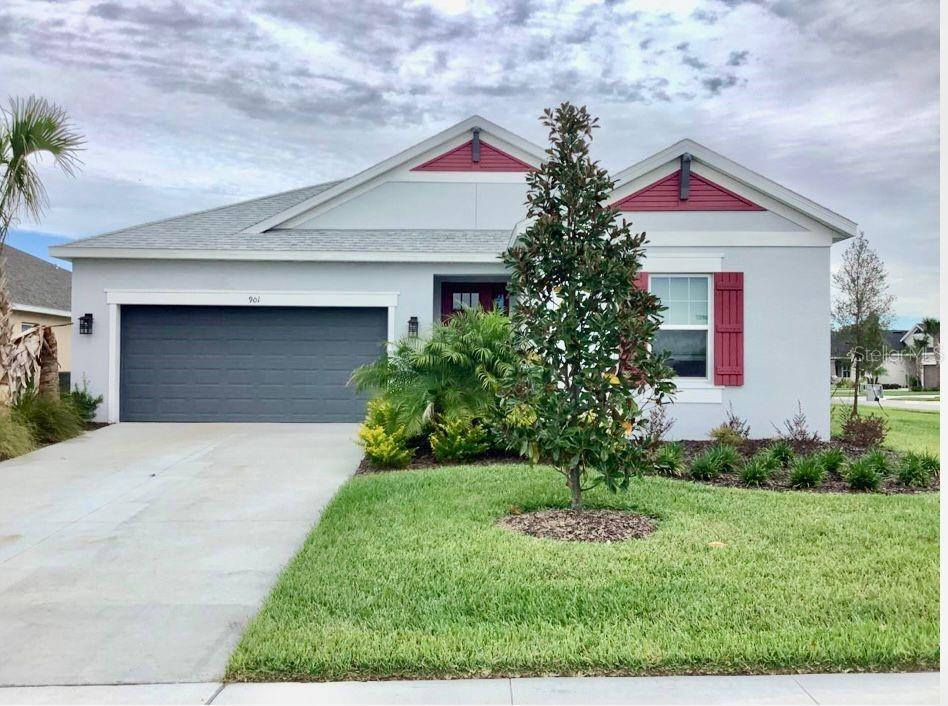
[714,272,744,386]
[633,271,649,290]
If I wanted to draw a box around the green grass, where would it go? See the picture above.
[881,390,940,399]
[228,465,939,681]
[832,405,940,454]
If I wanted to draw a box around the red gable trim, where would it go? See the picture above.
[614,171,764,211]
[411,139,533,172]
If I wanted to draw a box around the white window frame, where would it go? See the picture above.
[650,274,714,385]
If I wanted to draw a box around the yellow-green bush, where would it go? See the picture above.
[429,418,489,462]
[0,413,35,460]
[358,424,413,469]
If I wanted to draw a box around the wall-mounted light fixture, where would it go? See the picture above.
[78,313,93,335]
[408,316,419,338]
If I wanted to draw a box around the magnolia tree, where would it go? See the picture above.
[500,103,674,511]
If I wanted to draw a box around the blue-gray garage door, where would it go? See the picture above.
[120,305,387,422]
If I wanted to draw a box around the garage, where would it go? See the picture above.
[119,305,387,422]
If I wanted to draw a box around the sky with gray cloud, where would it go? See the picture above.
[1,0,938,326]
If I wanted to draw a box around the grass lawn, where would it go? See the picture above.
[831,404,940,455]
[881,390,940,399]
[228,465,939,681]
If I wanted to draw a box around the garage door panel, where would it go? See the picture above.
[120,305,387,422]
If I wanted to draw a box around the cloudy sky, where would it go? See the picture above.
[1,0,938,327]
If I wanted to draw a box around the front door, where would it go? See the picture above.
[441,282,509,322]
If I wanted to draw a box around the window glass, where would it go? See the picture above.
[453,292,479,311]
[653,330,707,378]
[652,276,709,326]
[20,323,36,332]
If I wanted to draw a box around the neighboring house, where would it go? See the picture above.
[4,245,72,376]
[831,325,940,389]
[50,117,857,437]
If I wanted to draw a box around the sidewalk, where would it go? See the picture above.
[831,397,940,412]
[0,672,938,705]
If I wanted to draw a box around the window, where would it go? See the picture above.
[20,322,37,332]
[650,276,710,378]
[441,282,509,322]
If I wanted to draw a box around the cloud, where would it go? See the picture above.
[0,0,937,320]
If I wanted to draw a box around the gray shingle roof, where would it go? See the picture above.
[2,245,71,311]
[831,329,908,357]
[59,180,511,256]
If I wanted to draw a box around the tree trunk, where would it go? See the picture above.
[567,466,583,511]
[38,327,59,398]
[851,359,860,415]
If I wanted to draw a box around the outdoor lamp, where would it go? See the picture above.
[408,316,419,337]
[78,313,93,335]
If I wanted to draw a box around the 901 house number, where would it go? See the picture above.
[248,295,261,304]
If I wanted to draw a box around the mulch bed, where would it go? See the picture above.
[497,508,656,542]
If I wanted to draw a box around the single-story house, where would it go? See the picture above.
[832,325,940,389]
[50,116,857,438]
[4,245,72,378]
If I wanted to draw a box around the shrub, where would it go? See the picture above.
[767,439,795,468]
[62,377,103,424]
[845,456,882,491]
[652,442,683,477]
[363,398,401,434]
[739,455,772,486]
[708,426,745,448]
[789,456,826,489]
[863,448,890,476]
[358,424,413,469]
[837,409,888,448]
[709,443,741,473]
[644,405,674,446]
[689,451,722,481]
[897,452,939,488]
[12,391,83,444]
[429,418,490,462]
[0,413,35,459]
[816,447,846,475]
[773,402,820,446]
[350,308,516,438]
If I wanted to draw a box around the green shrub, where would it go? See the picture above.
[12,391,83,444]
[767,439,794,467]
[358,424,413,469]
[845,456,882,492]
[816,447,846,475]
[690,445,739,481]
[0,413,35,459]
[710,443,741,473]
[62,377,103,424]
[429,418,490,462]
[837,409,888,448]
[863,448,890,476]
[708,425,745,448]
[897,452,939,488]
[789,456,826,489]
[689,451,721,481]
[363,398,401,434]
[350,309,516,438]
[739,455,772,486]
[652,442,683,477]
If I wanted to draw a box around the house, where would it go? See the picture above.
[50,117,857,438]
[831,325,940,389]
[3,245,72,381]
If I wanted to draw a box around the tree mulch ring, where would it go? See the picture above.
[497,508,656,543]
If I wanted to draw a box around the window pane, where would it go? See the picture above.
[689,277,708,301]
[690,300,709,325]
[669,277,690,300]
[651,277,670,300]
[653,330,707,378]
[664,300,689,325]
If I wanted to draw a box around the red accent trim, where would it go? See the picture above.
[633,271,649,290]
[412,140,533,172]
[614,171,764,211]
[714,272,744,386]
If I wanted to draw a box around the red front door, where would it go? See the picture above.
[441,282,509,322]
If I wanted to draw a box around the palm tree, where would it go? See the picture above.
[0,96,83,395]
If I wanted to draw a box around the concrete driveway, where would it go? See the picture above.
[0,423,360,686]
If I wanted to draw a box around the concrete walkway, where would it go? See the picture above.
[831,397,939,412]
[0,673,938,704]
[0,423,360,687]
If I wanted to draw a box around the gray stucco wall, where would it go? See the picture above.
[70,246,830,438]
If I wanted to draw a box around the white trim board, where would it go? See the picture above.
[51,247,505,263]
[12,303,71,317]
[103,289,399,423]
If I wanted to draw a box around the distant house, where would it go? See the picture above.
[831,325,939,389]
[3,246,72,376]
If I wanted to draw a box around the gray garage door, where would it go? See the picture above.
[120,305,387,422]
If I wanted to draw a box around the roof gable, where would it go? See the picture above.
[614,170,764,211]
[411,139,532,172]
[612,139,857,240]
